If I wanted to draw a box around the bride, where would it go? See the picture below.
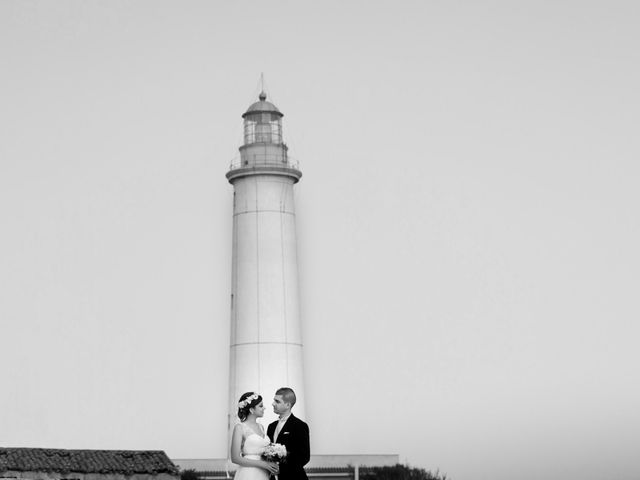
[231,392,279,480]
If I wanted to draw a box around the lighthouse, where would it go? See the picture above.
[226,92,306,430]
[170,92,398,473]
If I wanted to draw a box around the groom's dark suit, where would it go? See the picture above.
[267,414,310,480]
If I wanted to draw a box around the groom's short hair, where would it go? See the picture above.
[276,387,296,407]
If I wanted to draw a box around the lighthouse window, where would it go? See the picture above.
[244,120,257,144]
[256,123,270,142]
[243,113,282,144]
[271,123,281,143]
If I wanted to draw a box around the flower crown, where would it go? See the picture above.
[238,393,259,409]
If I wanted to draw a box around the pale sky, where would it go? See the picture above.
[1,2,639,480]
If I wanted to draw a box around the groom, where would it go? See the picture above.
[267,387,310,480]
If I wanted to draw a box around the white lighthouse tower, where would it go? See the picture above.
[226,92,306,430]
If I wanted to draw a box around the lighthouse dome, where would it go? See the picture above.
[242,92,283,118]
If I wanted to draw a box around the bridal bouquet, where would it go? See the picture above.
[262,443,287,462]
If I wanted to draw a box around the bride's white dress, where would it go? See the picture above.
[234,422,270,480]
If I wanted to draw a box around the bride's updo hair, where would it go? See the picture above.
[237,392,262,421]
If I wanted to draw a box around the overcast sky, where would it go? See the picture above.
[1,2,639,480]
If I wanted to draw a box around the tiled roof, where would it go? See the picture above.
[0,448,179,475]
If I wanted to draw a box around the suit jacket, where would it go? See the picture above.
[267,414,310,480]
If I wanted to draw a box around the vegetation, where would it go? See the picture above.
[180,469,200,480]
[362,464,448,480]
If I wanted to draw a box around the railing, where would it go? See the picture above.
[194,466,365,479]
[229,153,300,171]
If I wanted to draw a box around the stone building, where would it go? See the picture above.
[0,448,179,480]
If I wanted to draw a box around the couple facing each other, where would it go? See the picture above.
[231,387,310,480]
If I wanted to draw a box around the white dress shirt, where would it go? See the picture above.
[274,413,291,441]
